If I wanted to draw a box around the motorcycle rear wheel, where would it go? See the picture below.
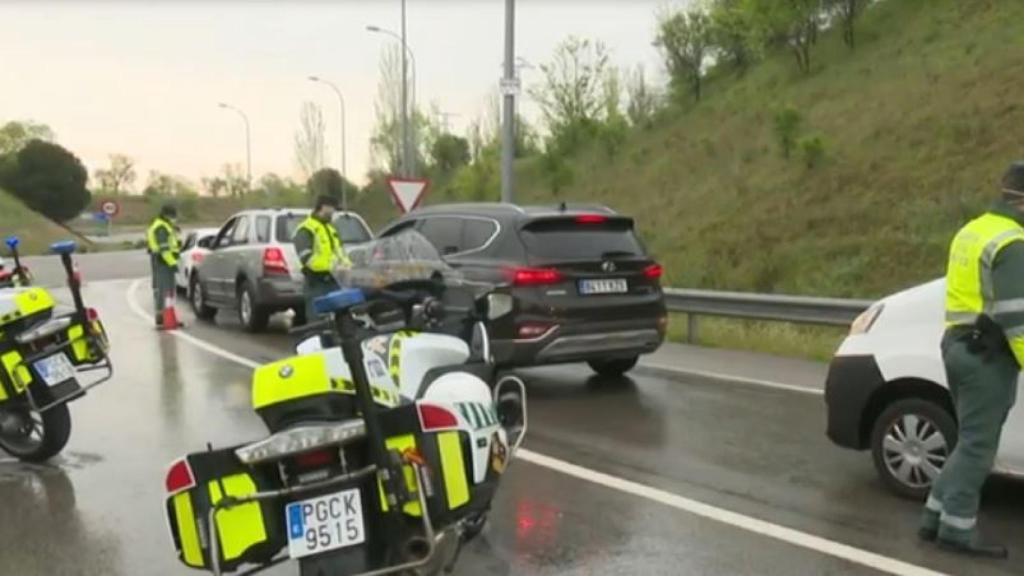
[0,386,72,462]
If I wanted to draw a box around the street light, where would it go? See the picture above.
[217,102,252,192]
[308,75,348,210]
[367,22,418,176]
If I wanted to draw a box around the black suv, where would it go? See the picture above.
[378,203,667,376]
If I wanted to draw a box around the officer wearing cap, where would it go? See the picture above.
[919,162,1024,558]
[147,204,181,327]
[294,195,351,324]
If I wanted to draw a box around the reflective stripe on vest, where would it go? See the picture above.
[147,218,180,266]
[297,217,347,273]
[944,213,1024,326]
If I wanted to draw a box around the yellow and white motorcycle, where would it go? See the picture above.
[163,231,527,576]
[0,237,111,461]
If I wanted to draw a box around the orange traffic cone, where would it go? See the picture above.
[161,291,181,330]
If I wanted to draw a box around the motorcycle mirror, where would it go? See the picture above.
[485,293,514,321]
[5,236,19,251]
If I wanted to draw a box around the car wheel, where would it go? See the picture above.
[587,356,639,378]
[870,398,957,500]
[190,275,217,321]
[238,281,270,333]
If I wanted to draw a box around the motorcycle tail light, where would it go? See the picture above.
[417,403,459,432]
[293,449,335,470]
[235,420,366,465]
[86,308,100,322]
[165,458,197,495]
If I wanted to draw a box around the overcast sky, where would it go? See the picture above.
[0,0,680,188]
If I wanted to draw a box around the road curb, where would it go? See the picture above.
[636,361,825,396]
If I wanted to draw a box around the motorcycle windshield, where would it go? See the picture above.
[338,230,463,289]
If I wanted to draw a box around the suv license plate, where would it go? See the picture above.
[579,279,628,295]
[34,354,75,387]
[286,488,366,559]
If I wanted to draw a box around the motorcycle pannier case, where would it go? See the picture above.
[165,446,286,572]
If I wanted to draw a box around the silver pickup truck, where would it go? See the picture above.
[189,208,372,331]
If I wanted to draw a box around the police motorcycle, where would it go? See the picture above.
[0,237,112,462]
[163,231,528,576]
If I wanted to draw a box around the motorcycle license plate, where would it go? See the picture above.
[286,489,366,559]
[579,278,628,295]
[34,354,74,387]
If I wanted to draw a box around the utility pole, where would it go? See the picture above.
[308,76,348,210]
[500,0,516,204]
[401,0,410,177]
[218,102,252,193]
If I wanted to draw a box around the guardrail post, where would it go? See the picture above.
[687,314,698,345]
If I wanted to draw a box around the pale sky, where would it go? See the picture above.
[0,0,676,189]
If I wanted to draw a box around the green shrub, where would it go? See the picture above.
[798,136,826,169]
[773,107,803,159]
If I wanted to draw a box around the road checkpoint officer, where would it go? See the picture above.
[147,204,181,327]
[920,162,1024,558]
[294,195,351,323]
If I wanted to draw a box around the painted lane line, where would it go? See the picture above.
[125,278,947,576]
[639,362,826,396]
[126,279,259,369]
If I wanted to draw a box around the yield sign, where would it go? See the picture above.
[386,178,429,214]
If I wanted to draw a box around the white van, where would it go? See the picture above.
[825,279,1024,498]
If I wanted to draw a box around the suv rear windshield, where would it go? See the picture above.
[520,218,645,261]
[275,213,372,245]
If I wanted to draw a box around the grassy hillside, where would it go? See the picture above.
[0,189,87,255]
[495,0,1024,300]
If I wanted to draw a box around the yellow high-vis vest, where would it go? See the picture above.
[297,217,350,273]
[945,212,1024,328]
[147,218,180,267]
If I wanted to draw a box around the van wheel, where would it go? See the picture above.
[870,399,956,500]
[238,281,270,333]
[588,356,639,378]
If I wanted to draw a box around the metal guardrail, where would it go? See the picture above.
[662,288,874,343]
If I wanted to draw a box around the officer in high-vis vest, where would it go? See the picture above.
[920,162,1024,559]
[293,195,351,323]
[147,204,181,327]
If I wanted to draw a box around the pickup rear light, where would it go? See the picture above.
[575,214,608,224]
[508,267,563,286]
[418,403,460,431]
[165,458,197,495]
[263,247,289,276]
[643,264,663,280]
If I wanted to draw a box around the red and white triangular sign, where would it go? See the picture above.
[387,177,429,214]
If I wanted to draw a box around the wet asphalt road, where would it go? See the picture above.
[1,277,1023,575]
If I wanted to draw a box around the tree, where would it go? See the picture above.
[201,176,227,198]
[626,65,658,128]
[749,0,822,74]
[709,0,759,73]
[530,36,611,149]
[142,171,197,198]
[599,67,629,158]
[307,168,357,204]
[0,140,90,222]
[222,164,248,198]
[656,8,713,102]
[294,101,327,180]
[0,120,54,156]
[94,154,136,195]
[828,0,869,49]
[430,134,471,175]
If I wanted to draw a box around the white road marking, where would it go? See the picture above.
[640,362,825,396]
[124,278,947,576]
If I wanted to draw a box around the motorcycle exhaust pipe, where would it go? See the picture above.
[402,536,432,562]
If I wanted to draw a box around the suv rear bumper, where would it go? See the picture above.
[493,319,665,367]
[825,354,886,450]
[255,276,304,310]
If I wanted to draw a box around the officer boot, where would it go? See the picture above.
[937,524,1008,559]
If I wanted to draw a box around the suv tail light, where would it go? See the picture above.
[517,322,556,340]
[508,267,563,286]
[417,403,460,431]
[575,214,608,224]
[263,247,289,276]
[165,458,196,495]
[191,251,206,265]
[643,264,663,280]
